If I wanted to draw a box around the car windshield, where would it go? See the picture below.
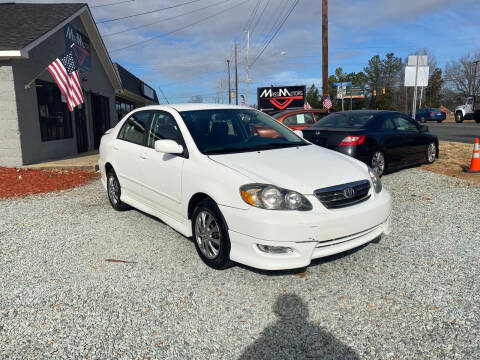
[179,109,308,155]
[428,108,441,112]
[310,112,374,129]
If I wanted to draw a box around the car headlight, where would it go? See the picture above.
[240,184,312,211]
[368,167,382,193]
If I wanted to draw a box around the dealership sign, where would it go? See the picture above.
[64,24,91,71]
[257,86,306,111]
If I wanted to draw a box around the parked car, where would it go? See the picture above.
[301,110,439,177]
[272,109,328,130]
[99,104,392,271]
[415,108,446,123]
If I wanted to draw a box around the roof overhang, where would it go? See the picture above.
[117,89,158,105]
[0,5,122,91]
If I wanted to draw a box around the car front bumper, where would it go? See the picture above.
[219,188,392,270]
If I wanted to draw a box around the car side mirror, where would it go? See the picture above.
[293,130,303,138]
[419,125,428,132]
[154,139,183,154]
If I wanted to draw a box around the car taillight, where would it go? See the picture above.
[339,135,366,146]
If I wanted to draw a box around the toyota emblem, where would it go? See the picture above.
[343,187,355,198]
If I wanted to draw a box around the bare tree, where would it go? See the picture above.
[444,51,480,97]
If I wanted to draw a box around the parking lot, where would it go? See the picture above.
[1,168,479,359]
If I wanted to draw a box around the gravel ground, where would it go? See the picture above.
[0,168,479,359]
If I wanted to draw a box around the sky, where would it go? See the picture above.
[12,0,480,103]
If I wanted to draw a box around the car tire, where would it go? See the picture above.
[419,116,426,123]
[107,170,130,211]
[426,142,437,164]
[371,150,386,177]
[437,119,443,123]
[455,112,464,123]
[192,199,232,270]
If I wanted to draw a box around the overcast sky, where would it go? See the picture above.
[12,0,480,103]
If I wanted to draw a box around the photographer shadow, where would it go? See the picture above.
[238,294,359,360]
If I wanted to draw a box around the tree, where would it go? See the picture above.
[425,68,443,108]
[189,95,204,103]
[444,51,480,97]
[306,84,321,108]
[364,53,402,110]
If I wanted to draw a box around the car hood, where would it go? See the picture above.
[208,144,369,194]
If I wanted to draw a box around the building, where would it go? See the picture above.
[0,3,158,167]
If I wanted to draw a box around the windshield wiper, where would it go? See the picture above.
[250,142,309,151]
[204,142,309,155]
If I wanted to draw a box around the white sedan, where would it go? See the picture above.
[99,104,392,270]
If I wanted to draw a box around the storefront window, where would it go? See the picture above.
[36,80,73,141]
[115,97,136,121]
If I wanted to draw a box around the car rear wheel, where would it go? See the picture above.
[107,170,130,211]
[437,119,443,123]
[371,151,386,177]
[426,142,437,164]
[455,112,463,123]
[192,199,232,270]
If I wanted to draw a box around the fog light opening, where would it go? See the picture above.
[257,244,293,254]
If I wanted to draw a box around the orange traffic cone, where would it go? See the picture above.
[464,138,480,173]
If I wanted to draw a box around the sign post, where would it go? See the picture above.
[334,82,351,112]
[405,55,429,120]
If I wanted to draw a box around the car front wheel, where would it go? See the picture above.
[192,199,232,270]
[107,170,130,211]
[426,142,437,164]
[371,150,386,177]
[455,112,463,123]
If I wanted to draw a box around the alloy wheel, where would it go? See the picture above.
[194,211,221,259]
[427,143,436,163]
[108,175,120,205]
[371,151,385,176]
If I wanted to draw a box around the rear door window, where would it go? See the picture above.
[283,113,314,125]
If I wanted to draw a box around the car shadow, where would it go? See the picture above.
[238,293,360,360]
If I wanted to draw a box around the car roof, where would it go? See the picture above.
[273,109,326,118]
[132,103,253,112]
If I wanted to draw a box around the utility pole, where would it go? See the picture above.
[322,0,328,106]
[246,30,250,105]
[227,59,231,104]
[473,60,480,98]
[234,43,238,105]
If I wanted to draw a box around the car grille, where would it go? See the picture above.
[314,180,371,209]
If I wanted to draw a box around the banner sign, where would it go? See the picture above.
[64,24,91,71]
[257,85,306,111]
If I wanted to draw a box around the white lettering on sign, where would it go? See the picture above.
[278,88,291,97]
[260,89,273,98]
[65,25,86,48]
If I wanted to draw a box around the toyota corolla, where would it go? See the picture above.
[99,104,392,271]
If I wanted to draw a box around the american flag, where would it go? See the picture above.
[240,94,246,105]
[47,51,84,112]
[323,96,333,110]
[304,101,312,110]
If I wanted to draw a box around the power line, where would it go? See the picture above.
[250,0,299,67]
[97,0,203,24]
[91,0,134,9]
[102,0,233,37]
[110,0,251,52]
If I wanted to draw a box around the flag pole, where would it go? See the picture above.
[24,68,48,89]
[25,44,76,89]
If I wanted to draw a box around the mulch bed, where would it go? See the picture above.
[0,167,98,199]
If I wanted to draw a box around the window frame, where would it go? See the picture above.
[117,110,152,146]
[389,114,420,132]
[35,79,74,142]
[145,110,189,158]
